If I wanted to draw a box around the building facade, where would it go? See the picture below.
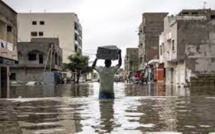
[159,9,215,86]
[17,13,82,64]
[0,0,18,97]
[124,48,139,77]
[10,38,62,83]
[138,13,168,69]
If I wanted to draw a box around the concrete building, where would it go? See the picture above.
[138,13,168,69]
[159,9,215,86]
[0,0,18,98]
[17,13,82,64]
[124,48,139,77]
[10,38,62,83]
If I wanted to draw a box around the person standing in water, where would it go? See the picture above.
[92,50,122,99]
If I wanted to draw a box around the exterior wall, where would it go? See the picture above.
[159,16,178,65]
[10,38,62,83]
[0,1,17,98]
[138,23,145,69]
[179,19,215,77]
[11,68,44,82]
[160,9,215,86]
[138,13,168,69]
[17,13,82,63]
[0,1,17,60]
[0,0,17,61]
[175,61,186,85]
[125,48,139,76]
[160,16,178,85]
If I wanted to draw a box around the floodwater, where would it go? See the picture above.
[1,83,215,134]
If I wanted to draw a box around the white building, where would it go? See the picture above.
[17,13,82,63]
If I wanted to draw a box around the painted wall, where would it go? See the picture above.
[17,13,82,63]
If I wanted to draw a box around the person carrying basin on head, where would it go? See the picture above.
[92,45,122,99]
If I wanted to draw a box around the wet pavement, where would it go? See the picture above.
[1,82,215,134]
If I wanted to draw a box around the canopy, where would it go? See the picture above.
[148,59,159,65]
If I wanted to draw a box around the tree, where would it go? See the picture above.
[67,53,90,83]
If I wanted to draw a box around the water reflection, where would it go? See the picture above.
[99,100,114,133]
[0,83,215,133]
[9,84,90,98]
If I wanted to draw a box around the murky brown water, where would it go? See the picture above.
[1,83,215,134]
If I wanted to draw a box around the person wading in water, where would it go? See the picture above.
[92,50,122,99]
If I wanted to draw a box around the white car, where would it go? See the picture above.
[26,81,44,86]
[10,81,22,86]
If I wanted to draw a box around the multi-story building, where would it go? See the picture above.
[159,9,215,86]
[10,38,62,83]
[0,0,18,97]
[17,13,82,64]
[138,13,168,69]
[124,48,139,77]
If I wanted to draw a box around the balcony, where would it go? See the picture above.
[161,51,177,63]
[0,39,17,60]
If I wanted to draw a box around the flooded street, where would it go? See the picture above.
[1,83,215,134]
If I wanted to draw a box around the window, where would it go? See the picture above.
[74,22,78,30]
[10,73,16,80]
[39,32,44,36]
[40,21,45,25]
[39,54,43,64]
[211,15,215,19]
[28,53,37,61]
[172,40,175,51]
[139,43,143,48]
[75,33,78,41]
[75,44,78,52]
[139,57,143,63]
[32,21,37,25]
[1,42,4,48]
[191,12,198,15]
[182,12,189,15]
[31,32,37,36]
[7,26,12,32]
[55,53,58,64]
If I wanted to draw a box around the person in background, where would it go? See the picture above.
[92,50,122,99]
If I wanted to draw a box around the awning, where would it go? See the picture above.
[148,59,159,65]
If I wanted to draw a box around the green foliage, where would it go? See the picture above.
[67,52,89,72]
[66,52,91,83]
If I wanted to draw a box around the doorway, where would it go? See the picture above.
[1,66,8,98]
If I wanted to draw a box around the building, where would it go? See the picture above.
[10,38,62,83]
[17,13,82,64]
[159,9,215,86]
[0,0,18,98]
[138,13,168,69]
[124,48,139,78]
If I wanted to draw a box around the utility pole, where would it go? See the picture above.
[50,44,53,71]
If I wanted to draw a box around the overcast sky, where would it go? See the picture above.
[3,0,215,65]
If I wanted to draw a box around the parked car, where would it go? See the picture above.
[10,81,22,86]
[26,81,44,86]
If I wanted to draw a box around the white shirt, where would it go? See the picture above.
[95,66,119,93]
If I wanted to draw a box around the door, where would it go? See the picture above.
[1,66,8,98]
